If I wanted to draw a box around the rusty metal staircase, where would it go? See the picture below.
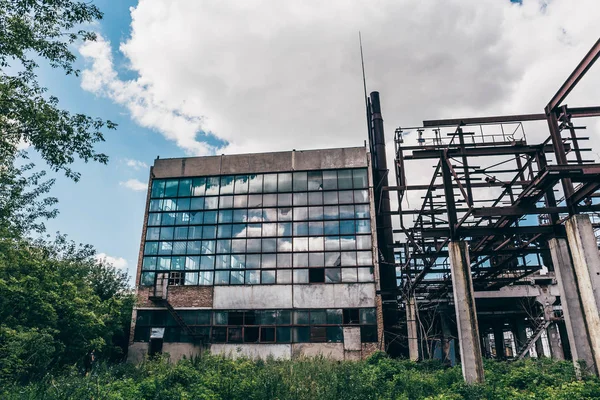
[516,320,551,360]
[148,272,207,343]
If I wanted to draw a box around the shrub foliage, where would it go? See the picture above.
[2,352,599,399]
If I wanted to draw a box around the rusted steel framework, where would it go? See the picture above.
[389,38,600,306]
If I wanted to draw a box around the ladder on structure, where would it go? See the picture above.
[148,273,207,343]
[516,320,551,360]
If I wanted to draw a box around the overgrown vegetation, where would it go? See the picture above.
[0,0,132,387]
[1,352,599,399]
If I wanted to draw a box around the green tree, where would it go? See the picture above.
[0,0,116,237]
[0,234,134,384]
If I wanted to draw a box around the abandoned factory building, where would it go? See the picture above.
[128,147,389,361]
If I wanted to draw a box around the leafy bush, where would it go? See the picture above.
[2,352,599,399]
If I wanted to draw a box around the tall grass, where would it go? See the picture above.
[3,352,600,399]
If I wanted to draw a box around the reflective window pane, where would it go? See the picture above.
[322,170,337,190]
[263,174,278,193]
[308,192,323,205]
[219,196,233,209]
[248,174,263,193]
[278,193,292,207]
[307,171,323,191]
[293,269,309,283]
[178,179,192,197]
[190,197,204,210]
[234,175,249,194]
[293,192,307,206]
[277,269,292,284]
[342,268,358,282]
[278,173,292,192]
[205,177,220,195]
[177,198,190,211]
[325,268,341,283]
[231,239,246,253]
[192,178,206,196]
[262,270,276,284]
[358,267,374,282]
[165,180,179,197]
[337,170,353,189]
[151,180,165,198]
[293,172,307,192]
[233,195,247,208]
[353,169,368,189]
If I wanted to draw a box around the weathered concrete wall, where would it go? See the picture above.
[213,285,293,309]
[163,343,204,361]
[292,343,345,360]
[152,147,368,178]
[167,286,213,308]
[293,283,376,308]
[211,344,292,359]
[128,343,149,363]
[343,327,362,351]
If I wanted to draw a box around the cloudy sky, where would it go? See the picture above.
[36,0,600,280]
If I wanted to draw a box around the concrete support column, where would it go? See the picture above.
[535,336,546,358]
[537,294,563,360]
[547,323,564,360]
[549,237,596,375]
[514,319,529,357]
[406,296,419,361]
[493,323,506,360]
[565,215,600,375]
[449,241,484,384]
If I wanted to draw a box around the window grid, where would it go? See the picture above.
[142,169,374,286]
[134,308,378,344]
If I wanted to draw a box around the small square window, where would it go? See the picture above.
[342,268,358,282]
[361,326,378,342]
[293,172,308,191]
[248,194,263,208]
[245,270,260,285]
[343,309,360,324]
[230,270,244,285]
[327,326,344,343]
[322,170,337,190]
[360,309,377,325]
[277,270,292,284]
[260,327,276,343]
[278,193,292,207]
[233,195,247,208]
[326,309,343,324]
[276,327,291,343]
[294,310,310,325]
[261,270,276,284]
[308,268,325,283]
[325,268,341,283]
[293,192,308,206]
[277,253,292,268]
[310,326,327,343]
[293,269,309,283]
[308,192,323,205]
[358,267,374,282]
[310,310,326,324]
[212,327,227,343]
[228,327,243,343]
[229,312,244,325]
[244,327,259,343]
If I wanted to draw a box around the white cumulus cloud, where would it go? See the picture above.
[79,0,600,159]
[124,158,148,170]
[119,178,147,191]
[95,253,128,270]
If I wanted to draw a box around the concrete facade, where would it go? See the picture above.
[129,146,386,362]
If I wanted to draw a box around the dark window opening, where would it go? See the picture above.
[308,268,325,283]
[168,271,184,286]
[326,326,344,343]
[245,311,257,325]
[261,327,276,342]
[212,327,227,343]
[244,326,259,342]
[228,327,243,343]
[361,325,378,342]
[343,309,360,324]
[149,338,163,357]
[133,326,150,342]
[310,326,327,343]
[229,311,244,325]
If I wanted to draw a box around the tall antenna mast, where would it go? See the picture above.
[359,32,371,146]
